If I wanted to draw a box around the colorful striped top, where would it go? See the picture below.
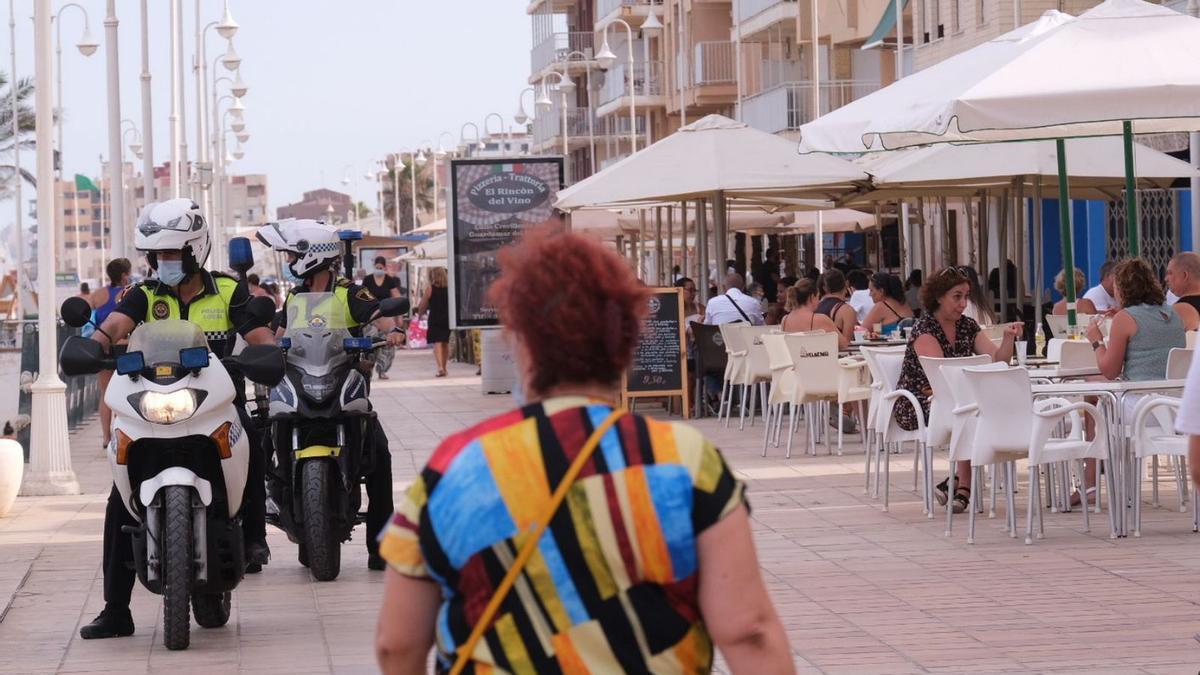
[379,396,746,674]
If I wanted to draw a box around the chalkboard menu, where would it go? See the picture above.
[622,288,689,417]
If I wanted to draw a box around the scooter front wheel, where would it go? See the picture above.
[162,486,194,650]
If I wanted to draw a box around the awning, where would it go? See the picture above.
[862,0,910,50]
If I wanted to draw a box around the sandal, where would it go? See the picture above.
[951,487,971,514]
[1069,486,1097,508]
[934,476,957,507]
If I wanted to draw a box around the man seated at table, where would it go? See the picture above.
[1079,258,1186,505]
[1164,252,1200,332]
[704,272,764,326]
[1083,261,1119,314]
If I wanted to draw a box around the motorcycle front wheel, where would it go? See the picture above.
[300,460,341,582]
[162,486,194,650]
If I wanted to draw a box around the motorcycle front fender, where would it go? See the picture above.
[138,468,214,508]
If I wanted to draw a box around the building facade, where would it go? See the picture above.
[277,188,354,223]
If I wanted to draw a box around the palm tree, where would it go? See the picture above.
[0,70,37,201]
[382,157,434,232]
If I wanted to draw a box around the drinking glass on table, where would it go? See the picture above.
[1015,340,1028,366]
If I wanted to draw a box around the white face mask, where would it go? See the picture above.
[374,268,385,277]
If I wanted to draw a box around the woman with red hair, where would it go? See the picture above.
[376,229,793,674]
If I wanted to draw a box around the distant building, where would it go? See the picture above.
[455,130,533,159]
[277,188,353,223]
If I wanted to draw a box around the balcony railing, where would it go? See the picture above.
[598,61,664,107]
[693,42,736,86]
[597,0,664,18]
[531,31,595,75]
[741,80,881,134]
[595,114,647,139]
[531,107,592,149]
[736,0,797,23]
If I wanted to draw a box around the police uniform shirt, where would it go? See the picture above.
[112,270,266,358]
[279,275,380,337]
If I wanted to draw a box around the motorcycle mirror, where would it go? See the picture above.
[229,237,254,276]
[378,297,410,318]
[236,344,286,386]
[60,296,94,328]
[59,336,108,376]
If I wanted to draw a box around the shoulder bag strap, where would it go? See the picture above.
[726,291,752,324]
[450,408,627,675]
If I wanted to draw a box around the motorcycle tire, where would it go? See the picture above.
[162,485,193,650]
[192,592,231,628]
[300,460,341,582]
[298,542,310,568]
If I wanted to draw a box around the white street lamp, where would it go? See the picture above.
[542,71,571,181]
[535,82,553,112]
[561,50,598,175]
[216,0,238,39]
[221,39,241,71]
[460,121,482,155]
[54,2,98,279]
[235,131,249,143]
[415,149,427,167]
[232,145,244,161]
[230,119,245,133]
[26,0,80,496]
[231,72,248,98]
[598,18,640,153]
[515,87,535,126]
[483,112,512,157]
[76,25,99,56]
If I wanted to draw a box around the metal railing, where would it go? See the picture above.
[14,321,100,459]
[598,61,665,107]
[741,80,881,134]
[597,0,664,17]
[531,107,591,149]
[693,41,736,86]
[531,31,595,74]
[595,114,647,139]
[736,0,797,23]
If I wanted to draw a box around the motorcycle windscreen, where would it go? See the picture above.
[284,293,355,376]
[128,320,208,367]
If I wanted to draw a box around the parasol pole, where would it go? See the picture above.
[1055,138,1078,328]
[1033,180,1044,349]
[1122,120,1139,256]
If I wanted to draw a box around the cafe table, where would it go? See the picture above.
[1029,378,1186,537]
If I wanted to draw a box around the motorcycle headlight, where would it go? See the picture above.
[300,373,338,402]
[138,389,198,424]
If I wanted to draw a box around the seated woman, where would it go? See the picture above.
[1052,268,1098,317]
[780,279,846,349]
[1075,257,1186,504]
[861,272,913,336]
[894,266,1021,513]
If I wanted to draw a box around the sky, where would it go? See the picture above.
[1,1,530,230]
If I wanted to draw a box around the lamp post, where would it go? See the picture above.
[54,3,97,282]
[120,120,142,257]
[195,1,239,229]
[9,0,24,294]
[460,121,484,155]
[138,0,154,217]
[24,0,79,496]
[560,51,598,175]
[515,88,536,156]
[211,98,243,268]
[539,72,573,182]
[169,0,182,197]
[101,0,126,260]
[399,150,419,231]
[595,17,645,154]
[483,113,511,157]
[341,164,359,225]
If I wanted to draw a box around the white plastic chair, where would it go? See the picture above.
[835,357,871,455]
[859,345,906,495]
[1046,337,1089,363]
[963,365,1113,544]
[1059,340,1099,370]
[716,323,748,426]
[1046,314,1095,339]
[871,350,929,513]
[1166,347,1193,379]
[1130,395,1199,535]
[942,361,1010,535]
[1186,331,1198,349]
[920,355,991,450]
[761,333,795,456]
[734,325,774,430]
[782,332,841,458]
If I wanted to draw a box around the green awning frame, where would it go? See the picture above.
[862,0,911,50]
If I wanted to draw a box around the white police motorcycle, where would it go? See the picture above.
[59,242,283,651]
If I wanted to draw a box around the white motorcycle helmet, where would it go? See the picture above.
[255,218,342,280]
[135,198,211,274]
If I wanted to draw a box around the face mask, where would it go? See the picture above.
[282,266,303,284]
[374,268,385,277]
[157,260,187,287]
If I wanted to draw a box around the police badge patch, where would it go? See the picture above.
[152,300,170,320]
[356,287,375,302]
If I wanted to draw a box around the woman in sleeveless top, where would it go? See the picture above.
[417,267,451,377]
[1076,258,1186,504]
[780,279,844,348]
[815,268,856,345]
[90,258,132,450]
[861,273,913,336]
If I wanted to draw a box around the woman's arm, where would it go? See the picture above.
[1090,310,1135,380]
[815,315,847,349]
[974,323,1019,363]
[1077,298,1098,316]
[415,286,432,316]
[376,570,440,674]
[861,304,885,332]
[697,505,795,674]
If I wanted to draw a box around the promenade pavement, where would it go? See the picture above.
[1,348,1198,673]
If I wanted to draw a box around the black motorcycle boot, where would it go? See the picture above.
[79,606,135,639]
[245,539,271,574]
[367,552,386,571]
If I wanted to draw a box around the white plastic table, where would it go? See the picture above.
[1030,379,1186,537]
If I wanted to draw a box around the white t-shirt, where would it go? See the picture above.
[1176,346,1200,435]
[849,289,874,323]
[1083,284,1117,311]
[704,288,765,326]
[1167,290,1179,305]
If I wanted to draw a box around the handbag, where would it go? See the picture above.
[449,408,627,675]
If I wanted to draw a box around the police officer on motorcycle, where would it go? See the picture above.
[80,199,275,639]
[256,219,402,571]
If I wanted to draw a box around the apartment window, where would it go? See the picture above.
[952,0,962,32]
[931,0,943,40]
[978,0,987,25]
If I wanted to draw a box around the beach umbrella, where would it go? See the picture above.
[800,0,1200,324]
